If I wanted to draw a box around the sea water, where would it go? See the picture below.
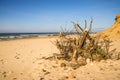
[0,32,58,40]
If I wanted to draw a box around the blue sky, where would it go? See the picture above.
[0,0,120,33]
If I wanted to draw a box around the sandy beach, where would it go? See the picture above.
[0,36,120,80]
[1,0,120,80]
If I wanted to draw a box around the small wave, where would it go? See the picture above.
[0,32,58,40]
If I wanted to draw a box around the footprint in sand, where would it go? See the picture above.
[13,77,17,80]
[14,56,20,59]
[2,71,7,78]
[1,71,13,78]
[14,53,20,59]
[0,59,4,64]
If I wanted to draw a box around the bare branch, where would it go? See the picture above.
[88,18,93,32]
[84,20,87,29]
[76,24,84,32]
[72,22,80,34]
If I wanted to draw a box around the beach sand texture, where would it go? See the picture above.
[0,36,120,80]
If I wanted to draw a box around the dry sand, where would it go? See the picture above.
[0,36,120,80]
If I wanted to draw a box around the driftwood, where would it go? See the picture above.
[43,19,119,69]
[71,19,93,62]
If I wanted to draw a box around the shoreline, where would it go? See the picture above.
[0,35,58,41]
[0,32,98,41]
[0,32,58,41]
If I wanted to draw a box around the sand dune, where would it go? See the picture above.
[99,14,120,39]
